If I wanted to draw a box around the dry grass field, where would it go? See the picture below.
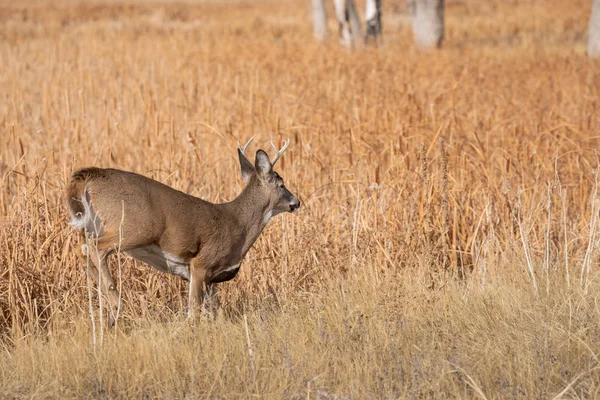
[1,0,600,397]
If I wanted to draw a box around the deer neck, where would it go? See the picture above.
[223,178,271,252]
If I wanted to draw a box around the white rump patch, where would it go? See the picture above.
[69,182,104,238]
[127,245,190,280]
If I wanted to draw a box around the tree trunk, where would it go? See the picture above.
[312,0,328,42]
[590,0,600,57]
[411,0,444,49]
[347,0,362,47]
[365,0,382,45]
[333,0,362,48]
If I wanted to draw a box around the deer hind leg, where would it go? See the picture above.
[83,242,121,327]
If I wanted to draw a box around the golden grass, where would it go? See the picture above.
[1,0,600,397]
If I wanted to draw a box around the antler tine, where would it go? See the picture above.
[238,136,255,154]
[270,138,291,166]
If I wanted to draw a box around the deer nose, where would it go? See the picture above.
[290,200,300,212]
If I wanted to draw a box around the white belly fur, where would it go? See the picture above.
[127,245,190,280]
[224,263,240,272]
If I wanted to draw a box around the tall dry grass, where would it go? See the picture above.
[1,0,600,397]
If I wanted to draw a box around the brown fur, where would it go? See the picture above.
[65,168,107,220]
[65,146,299,323]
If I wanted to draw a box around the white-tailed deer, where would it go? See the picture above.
[65,138,299,324]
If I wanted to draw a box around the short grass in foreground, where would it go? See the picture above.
[3,270,600,399]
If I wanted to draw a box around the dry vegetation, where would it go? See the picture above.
[1,0,600,397]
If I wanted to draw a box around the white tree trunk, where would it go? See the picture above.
[365,0,382,45]
[347,0,362,47]
[411,0,444,49]
[312,0,328,41]
[334,0,362,48]
[590,0,600,57]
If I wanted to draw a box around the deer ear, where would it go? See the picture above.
[255,150,272,177]
[238,149,255,182]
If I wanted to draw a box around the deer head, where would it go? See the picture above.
[237,137,300,221]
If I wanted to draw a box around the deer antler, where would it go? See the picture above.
[270,138,290,166]
[238,136,255,155]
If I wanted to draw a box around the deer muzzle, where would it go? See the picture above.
[290,199,300,212]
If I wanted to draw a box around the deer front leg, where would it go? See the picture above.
[188,263,206,319]
[204,283,220,318]
[188,263,220,319]
[82,243,121,327]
